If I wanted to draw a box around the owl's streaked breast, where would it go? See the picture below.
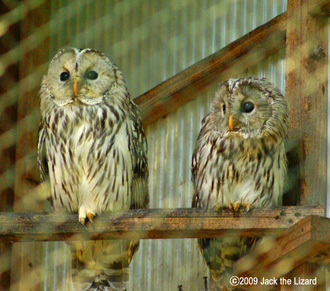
[194,131,287,208]
[45,103,133,213]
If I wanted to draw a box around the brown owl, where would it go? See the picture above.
[191,77,289,290]
[38,48,148,290]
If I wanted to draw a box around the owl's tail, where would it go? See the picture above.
[199,237,257,291]
[70,239,139,291]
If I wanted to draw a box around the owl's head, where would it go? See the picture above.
[41,48,128,107]
[210,77,289,141]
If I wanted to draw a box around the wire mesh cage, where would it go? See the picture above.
[1,0,330,290]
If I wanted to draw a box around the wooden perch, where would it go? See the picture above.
[0,206,323,242]
[234,215,330,290]
[135,13,287,126]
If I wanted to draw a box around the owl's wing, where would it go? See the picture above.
[37,121,53,207]
[191,115,209,182]
[129,100,149,209]
[191,143,201,208]
[37,120,48,183]
[191,114,212,208]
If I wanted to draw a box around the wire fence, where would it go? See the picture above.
[2,0,329,290]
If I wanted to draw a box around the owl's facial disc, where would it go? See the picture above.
[228,100,256,131]
[74,52,116,102]
[45,49,119,107]
[212,78,288,141]
[226,91,263,137]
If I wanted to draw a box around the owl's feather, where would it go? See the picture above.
[192,77,288,290]
[38,48,148,290]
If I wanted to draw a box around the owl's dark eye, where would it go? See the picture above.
[222,104,226,114]
[60,72,70,81]
[85,70,98,80]
[241,101,255,113]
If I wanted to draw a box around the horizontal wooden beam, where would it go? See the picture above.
[135,12,287,126]
[0,206,323,242]
[234,215,330,290]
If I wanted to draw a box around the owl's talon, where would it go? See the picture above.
[87,212,95,223]
[227,202,243,217]
[244,203,253,213]
[228,202,239,213]
[233,202,241,213]
[79,217,88,230]
[79,217,86,225]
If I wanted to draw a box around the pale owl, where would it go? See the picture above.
[191,77,289,290]
[38,48,148,290]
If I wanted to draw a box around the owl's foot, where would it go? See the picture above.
[87,212,95,223]
[78,216,85,225]
[228,202,253,216]
[244,203,253,213]
[214,202,242,213]
[228,202,241,213]
[227,202,240,217]
[214,202,253,217]
[78,207,96,226]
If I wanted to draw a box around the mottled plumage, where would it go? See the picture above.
[38,48,148,290]
[191,77,288,290]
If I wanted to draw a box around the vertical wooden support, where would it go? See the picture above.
[285,0,328,289]
[11,2,50,290]
[285,0,328,206]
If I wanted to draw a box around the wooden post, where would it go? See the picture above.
[285,0,328,289]
[285,0,328,206]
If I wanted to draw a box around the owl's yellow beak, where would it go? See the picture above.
[229,115,235,131]
[73,80,78,96]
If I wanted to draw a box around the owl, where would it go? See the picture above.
[38,48,148,290]
[191,77,288,290]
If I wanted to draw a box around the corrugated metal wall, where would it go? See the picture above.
[37,1,288,290]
